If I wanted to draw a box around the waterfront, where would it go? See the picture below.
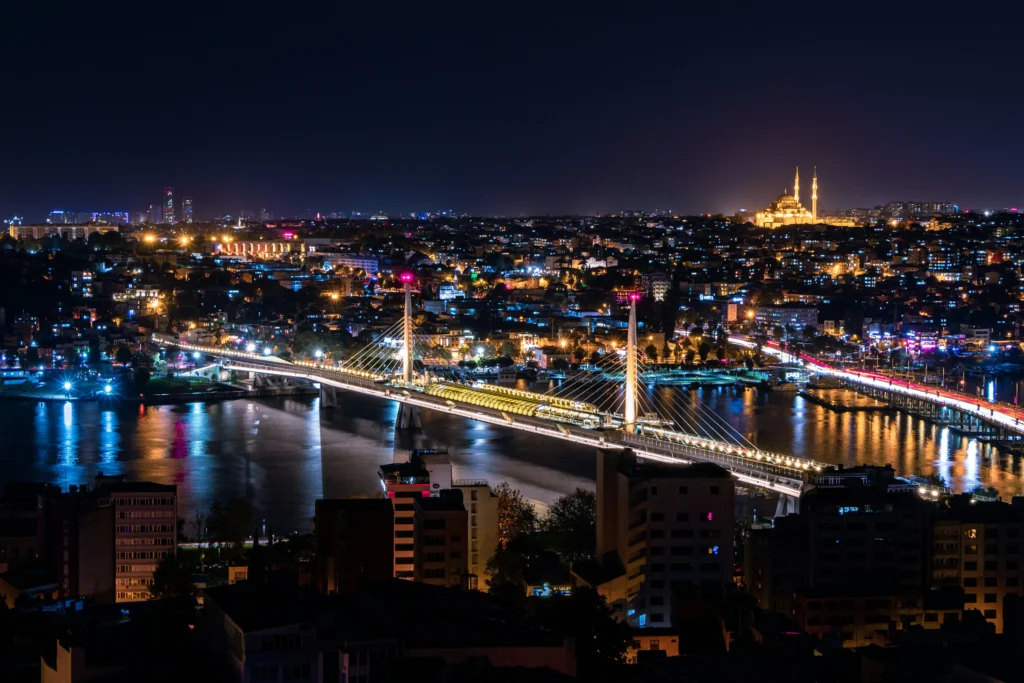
[2,385,1023,532]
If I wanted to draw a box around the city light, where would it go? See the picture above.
[63,381,72,391]
[143,234,157,243]
[400,272,414,284]
[475,346,485,356]
[104,384,112,394]
[192,351,201,360]
[313,349,324,359]
[246,342,257,353]
[179,235,191,246]
[262,347,272,356]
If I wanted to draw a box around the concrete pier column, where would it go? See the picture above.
[396,402,422,430]
[774,493,800,518]
[320,385,339,409]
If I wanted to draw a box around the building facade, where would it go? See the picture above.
[594,451,736,629]
[413,490,468,588]
[97,477,177,602]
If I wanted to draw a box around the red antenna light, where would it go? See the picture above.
[399,272,414,283]
[628,292,642,302]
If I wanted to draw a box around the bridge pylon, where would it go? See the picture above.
[625,292,640,430]
[401,272,414,387]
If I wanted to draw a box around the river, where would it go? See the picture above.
[2,384,1022,532]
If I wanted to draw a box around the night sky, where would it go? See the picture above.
[3,3,1022,219]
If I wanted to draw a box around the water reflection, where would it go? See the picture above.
[1,386,1023,532]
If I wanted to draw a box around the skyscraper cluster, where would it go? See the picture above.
[144,186,192,225]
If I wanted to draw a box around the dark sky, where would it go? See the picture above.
[2,2,1023,219]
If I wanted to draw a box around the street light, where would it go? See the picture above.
[192,351,201,360]
[246,342,257,353]
[63,381,72,391]
[313,349,324,360]
[104,384,112,395]
[262,347,272,356]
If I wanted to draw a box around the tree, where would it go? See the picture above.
[531,586,633,679]
[149,555,196,599]
[644,344,658,361]
[498,341,518,358]
[190,512,210,571]
[209,499,254,549]
[573,347,586,363]
[25,346,39,367]
[715,346,726,362]
[493,482,538,548]
[552,358,570,372]
[115,345,133,365]
[541,488,596,562]
[698,341,712,363]
[685,349,696,366]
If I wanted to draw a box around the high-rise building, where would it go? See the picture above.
[579,450,736,629]
[183,196,193,224]
[148,203,162,224]
[163,186,176,225]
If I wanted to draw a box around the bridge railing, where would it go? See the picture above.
[621,433,813,479]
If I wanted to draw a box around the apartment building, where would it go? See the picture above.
[590,450,735,628]
[96,476,177,602]
[453,480,499,591]
[931,497,1024,633]
[413,490,468,588]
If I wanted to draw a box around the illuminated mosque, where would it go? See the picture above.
[754,167,816,228]
[751,167,857,228]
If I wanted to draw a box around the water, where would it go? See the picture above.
[2,385,1022,532]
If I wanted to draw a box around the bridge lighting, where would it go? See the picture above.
[246,342,257,353]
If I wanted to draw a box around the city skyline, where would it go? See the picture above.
[2,4,1023,219]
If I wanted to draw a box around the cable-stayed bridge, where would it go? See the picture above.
[152,285,822,504]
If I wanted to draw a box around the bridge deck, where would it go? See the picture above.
[153,334,813,496]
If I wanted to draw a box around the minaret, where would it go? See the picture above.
[811,167,818,222]
[793,167,800,204]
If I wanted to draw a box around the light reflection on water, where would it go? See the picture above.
[0,385,1021,532]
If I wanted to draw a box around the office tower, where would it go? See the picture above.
[148,203,162,224]
[314,498,395,594]
[164,186,176,225]
[413,489,468,588]
[183,196,193,224]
